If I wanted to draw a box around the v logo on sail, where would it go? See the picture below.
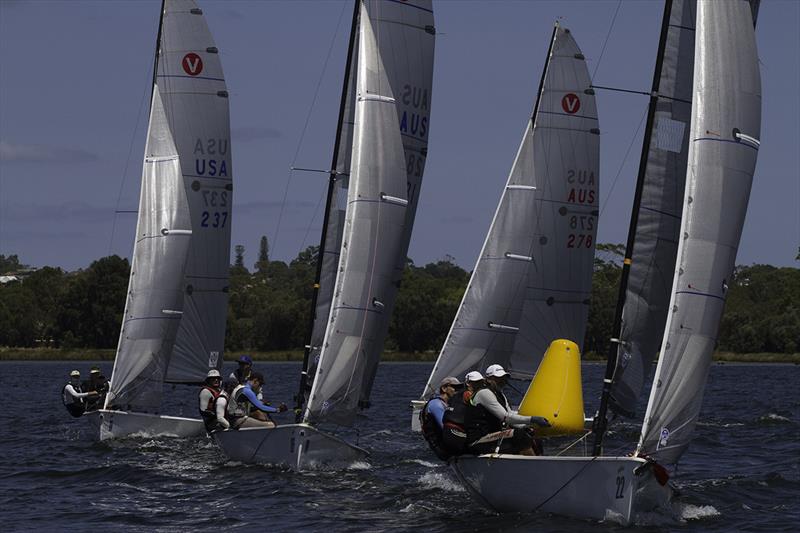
[561,93,581,114]
[182,53,203,76]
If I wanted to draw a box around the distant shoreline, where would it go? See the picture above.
[1,347,798,364]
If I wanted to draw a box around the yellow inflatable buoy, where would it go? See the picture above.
[517,339,585,436]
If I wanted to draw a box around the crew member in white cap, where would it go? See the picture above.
[198,369,230,432]
[62,370,98,418]
[464,364,550,455]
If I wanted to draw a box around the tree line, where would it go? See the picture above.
[0,246,798,354]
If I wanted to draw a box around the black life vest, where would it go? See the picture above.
[465,387,506,444]
[420,397,451,461]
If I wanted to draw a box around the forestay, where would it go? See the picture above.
[158,0,233,383]
[106,85,192,412]
[609,0,696,418]
[422,26,598,399]
[304,2,411,425]
[637,0,761,464]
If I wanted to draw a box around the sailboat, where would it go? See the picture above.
[413,21,599,427]
[446,0,761,524]
[85,0,232,441]
[213,0,435,469]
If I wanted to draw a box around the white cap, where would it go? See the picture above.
[465,371,484,382]
[70,370,80,378]
[485,364,509,378]
[206,369,221,379]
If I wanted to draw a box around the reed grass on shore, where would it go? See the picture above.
[1,347,798,363]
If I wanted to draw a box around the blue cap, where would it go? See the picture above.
[238,355,252,364]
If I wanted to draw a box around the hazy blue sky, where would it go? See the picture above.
[1,0,798,272]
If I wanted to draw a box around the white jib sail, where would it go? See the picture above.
[357,0,436,404]
[159,0,232,383]
[304,1,409,426]
[637,0,761,465]
[422,26,598,399]
[106,84,192,412]
[307,7,360,381]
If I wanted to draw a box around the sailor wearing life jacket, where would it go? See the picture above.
[420,376,463,460]
[465,364,550,456]
[226,372,287,429]
[62,370,98,418]
[199,369,230,432]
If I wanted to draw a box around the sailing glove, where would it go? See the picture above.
[530,416,551,427]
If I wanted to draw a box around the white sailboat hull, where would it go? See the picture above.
[451,454,672,524]
[84,409,205,441]
[213,423,368,470]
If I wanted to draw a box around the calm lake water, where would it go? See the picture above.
[1,361,797,531]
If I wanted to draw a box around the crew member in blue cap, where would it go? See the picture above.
[229,354,253,386]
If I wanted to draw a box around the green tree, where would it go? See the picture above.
[55,256,129,348]
[255,236,270,273]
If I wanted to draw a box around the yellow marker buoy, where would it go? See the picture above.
[517,339,585,436]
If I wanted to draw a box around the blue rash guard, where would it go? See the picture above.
[425,397,447,429]
[242,383,279,413]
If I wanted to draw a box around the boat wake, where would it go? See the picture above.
[418,471,464,492]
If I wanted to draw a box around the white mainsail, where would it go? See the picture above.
[106,84,192,412]
[608,0,696,417]
[422,26,599,398]
[160,0,232,383]
[304,1,413,426]
[637,0,761,464]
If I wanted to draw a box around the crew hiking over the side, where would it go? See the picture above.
[199,369,230,432]
[420,376,462,460]
[465,364,550,456]
[226,372,288,429]
[62,370,98,418]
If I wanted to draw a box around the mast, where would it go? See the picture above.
[150,0,166,105]
[591,0,674,456]
[294,0,361,420]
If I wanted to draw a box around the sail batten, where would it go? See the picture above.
[637,0,761,464]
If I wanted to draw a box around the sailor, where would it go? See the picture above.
[229,355,253,385]
[439,371,487,456]
[465,364,550,456]
[62,370,98,418]
[226,372,287,429]
[83,366,109,411]
[199,369,230,432]
[420,376,461,460]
